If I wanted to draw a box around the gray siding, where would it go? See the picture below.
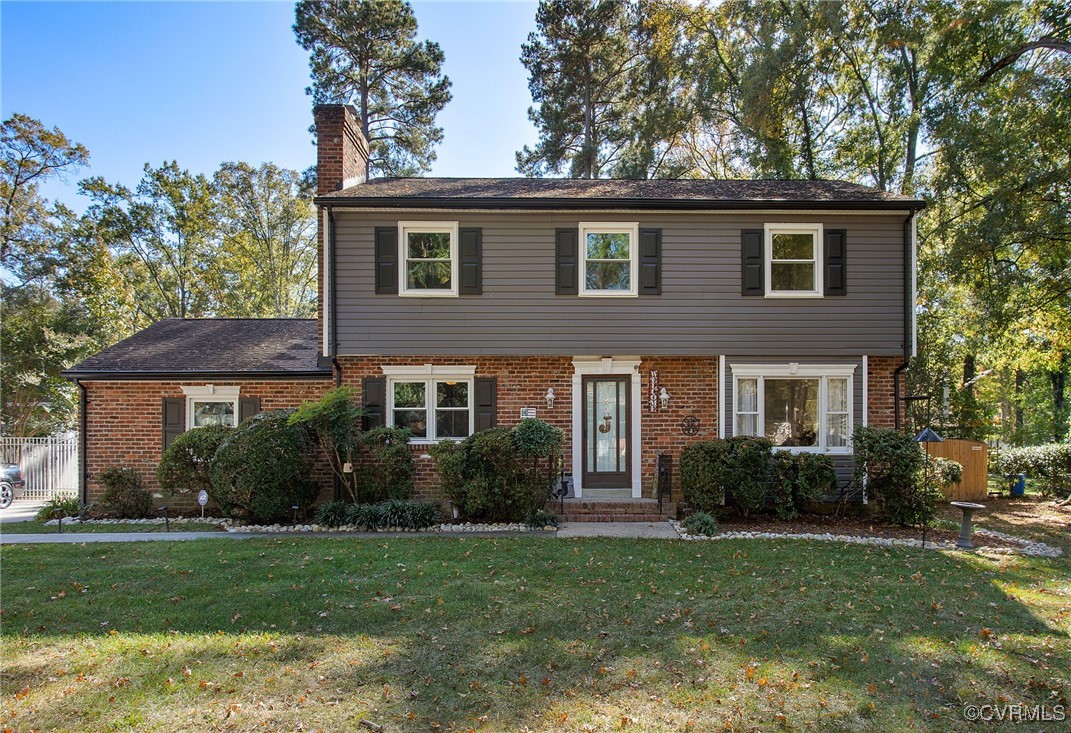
[333,211,908,356]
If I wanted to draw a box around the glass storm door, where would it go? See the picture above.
[582,376,630,488]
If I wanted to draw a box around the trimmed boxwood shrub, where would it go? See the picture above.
[853,426,946,527]
[430,419,563,523]
[679,437,773,517]
[358,427,416,502]
[157,425,231,497]
[770,452,837,519]
[211,410,319,523]
[98,467,153,519]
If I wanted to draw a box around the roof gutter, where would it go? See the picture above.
[61,370,332,381]
[313,196,928,212]
[893,209,919,432]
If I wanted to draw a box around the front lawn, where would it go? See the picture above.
[1,537,1068,732]
[0,521,224,535]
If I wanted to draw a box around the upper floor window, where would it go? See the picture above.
[765,223,823,297]
[580,222,638,297]
[399,221,458,297]
[732,363,853,454]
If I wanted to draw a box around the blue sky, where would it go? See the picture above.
[1,1,540,208]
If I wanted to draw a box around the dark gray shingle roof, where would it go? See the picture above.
[317,177,925,209]
[63,319,329,378]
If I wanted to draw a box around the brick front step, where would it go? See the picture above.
[549,499,677,523]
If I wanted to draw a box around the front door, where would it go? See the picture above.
[582,375,631,488]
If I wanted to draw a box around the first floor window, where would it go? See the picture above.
[390,378,472,441]
[190,399,237,428]
[733,365,853,453]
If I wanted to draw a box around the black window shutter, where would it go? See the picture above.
[363,377,386,430]
[824,229,847,296]
[459,227,482,295]
[239,397,261,423]
[374,227,398,294]
[741,229,764,296]
[162,397,186,451]
[555,228,578,295]
[639,228,662,295]
[474,377,497,433]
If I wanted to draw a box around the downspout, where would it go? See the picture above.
[893,210,917,432]
[76,379,88,506]
[328,206,343,501]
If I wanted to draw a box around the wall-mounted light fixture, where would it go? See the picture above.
[544,387,556,409]
[659,387,671,410]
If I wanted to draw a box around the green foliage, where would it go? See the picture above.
[525,509,559,529]
[293,0,452,177]
[770,452,837,520]
[156,425,230,497]
[930,456,964,491]
[683,511,719,537]
[288,386,365,502]
[358,427,416,502]
[853,426,940,527]
[342,499,441,530]
[431,421,563,523]
[97,467,153,519]
[211,410,319,523]
[679,437,773,518]
[314,501,351,528]
[991,443,1071,498]
[35,495,82,522]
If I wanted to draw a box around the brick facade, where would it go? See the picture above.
[82,378,333,510]
[80,354,904,510]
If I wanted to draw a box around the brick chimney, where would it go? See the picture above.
[314,104,369,194]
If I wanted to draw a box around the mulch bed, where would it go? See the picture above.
[716,514,1025,549]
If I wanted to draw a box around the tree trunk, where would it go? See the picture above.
[1014,368,1025,442]
[1050,354,1068,442]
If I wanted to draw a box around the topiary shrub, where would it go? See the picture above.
[770,452,837,519]
[679,437,772,517]
[854,426,941,526]
[157,425,231,497]
[211,410,319,523]
[683,511,719,536]
[431,420,563,523]
[98,467,153,519]
[357,427,416,502]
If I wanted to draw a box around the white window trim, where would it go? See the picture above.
[764,223,823,298]
[382,366,476,444]
[398,221,459,297]
[578,222,639,297]
[181,385,241,430]
[731,363,854,454]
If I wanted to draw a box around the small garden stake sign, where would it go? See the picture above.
[197,489,208,519]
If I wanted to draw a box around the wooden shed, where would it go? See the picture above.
[921,438,988,501]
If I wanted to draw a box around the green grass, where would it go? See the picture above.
[0,521,223,535]
[1,537,1068,732]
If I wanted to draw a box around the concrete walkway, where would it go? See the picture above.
[0,500,46,524]
[1,521,680,544]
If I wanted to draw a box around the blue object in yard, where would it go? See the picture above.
[1012,473,1026,497]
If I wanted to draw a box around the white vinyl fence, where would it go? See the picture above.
[0,432,79,500]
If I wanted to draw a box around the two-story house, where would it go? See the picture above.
[65,104,924,514]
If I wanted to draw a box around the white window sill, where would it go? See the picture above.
[398,290,458,298]
[578,291,639,298]
[764,292,824,299]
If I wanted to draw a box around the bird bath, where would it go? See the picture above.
[950,501,986,549]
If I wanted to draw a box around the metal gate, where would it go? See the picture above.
[0,432,79,500]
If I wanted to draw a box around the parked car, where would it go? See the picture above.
[1,463,26,509]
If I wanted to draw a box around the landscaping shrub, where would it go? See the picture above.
[683,511,719,536]
[357,427,416,502]
[430,419,563,522]
[98,467,153,519]
[853,426,941,526]
[335,499,440,530]
[211,410,319,523]
[315,500,351,528]
[679,437,773,517]
[770,452,837,519]
[157,425,231,497]
[288,386,365,502]
[990,443,1071,497]
[931,456,964,490]
[35,495,82,522]
[525,509,559,529]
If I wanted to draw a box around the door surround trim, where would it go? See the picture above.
[571,357,642,498]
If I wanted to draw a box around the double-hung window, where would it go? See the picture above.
[399,221,458,296]
[182,386,240,429]
[765,223,822,297]
[732,364,853,453]
[579,222,638,296]
[383,366,475,442]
